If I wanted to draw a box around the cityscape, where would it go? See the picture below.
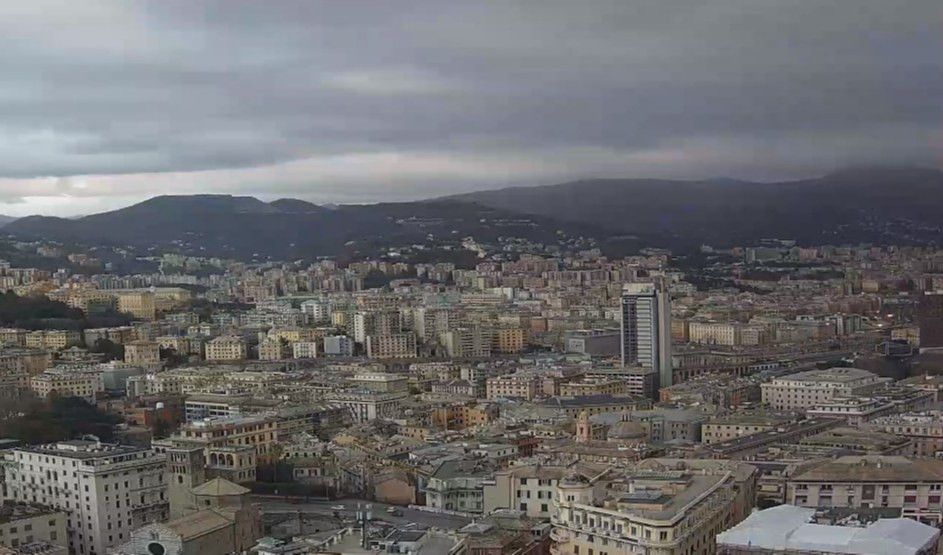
[0,2,942,555]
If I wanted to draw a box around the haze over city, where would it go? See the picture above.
[0,0,941,217]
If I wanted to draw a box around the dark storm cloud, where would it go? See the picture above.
[0,0,940,215]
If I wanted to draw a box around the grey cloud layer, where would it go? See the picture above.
[0,0,940,212]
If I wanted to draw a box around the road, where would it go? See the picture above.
[252,496,473,530]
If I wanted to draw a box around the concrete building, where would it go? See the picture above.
[564,329,621,357]
[321,335,353,357]
[620,282,672,389]
[24,331,81,351]
[440,328,492,358]
[0,504,67,551]
[117,293,157,321]
[324,391,407,423]
[486,374,540,401]
[365,333,416,359]
[348,372,408,393]
[30,371,103,403]
[424,460,492,514]
[290,341,318,359]
[493,327,527,354]
[786,456,943,524]
[123,341,160,368]
[866,412,943,457]
[257,338,289,361]
[551,459,756,555]
[717,504,940,555]
[918,291,943,349]
[761,367,891,410]
[688,321,741,346]
[483,465,570,520]
[203,336,247,362]
[112,478,261,555]
[702,413,795,445]
[559,378,627,397]
[2,440,168,555]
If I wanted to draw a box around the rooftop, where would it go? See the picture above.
[791,456,943,482]
[717,504,940,554]
[775,367,879,383]
[0,504,62,525]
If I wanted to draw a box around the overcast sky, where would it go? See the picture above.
[0,1,940,217]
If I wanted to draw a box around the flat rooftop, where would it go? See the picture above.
[17,441,151,460]
[0,503,61,525]
[775,367,878,383]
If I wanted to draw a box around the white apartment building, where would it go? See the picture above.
[324,391,407,423]
[2,441,168,555]
[761,367,890,410]
[291,341,318,359]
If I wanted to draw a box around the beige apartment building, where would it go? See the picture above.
[205,335,248,361]
[551,459,757,555]
[559,378,628,397]
[257,337,289,360]
[0,503,68,551]
[786,456,943,524]
[483,464,569,520]
[494,327,527,353]
[866,412,943,457]
[688,321,741,346]
[155,415,279,482]
[0,328,27,347]
[24,330,81,351]
[487,374,540,401]
[365,333,416,359]
[702,414,794,445]
[124,339,161,366]
[156,334,191,354]
[30,371,103,402]
[761,367,890,410]
[117,292,157,320]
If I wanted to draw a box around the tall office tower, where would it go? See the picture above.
[918,291,943,350]
[621,281,673,389]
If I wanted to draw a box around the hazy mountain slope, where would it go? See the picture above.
[449,167,943,248]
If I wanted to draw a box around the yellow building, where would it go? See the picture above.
[117,292,157,320]
[494,327,527,354]
[205,336,248,361]
[0,328,27,347]
[25,330,82,351]
[31,371,103,403]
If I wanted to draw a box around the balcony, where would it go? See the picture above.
[549,528,570,542]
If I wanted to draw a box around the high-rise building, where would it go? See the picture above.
[620,282,672,388]
[2,440,168,555]
[918,291,943,349]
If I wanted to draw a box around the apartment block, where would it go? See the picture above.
[551,459,756,555]
[760,367,891,410]
[204,336,247,361]
[2,441,168,555]
[786,456,943,524]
